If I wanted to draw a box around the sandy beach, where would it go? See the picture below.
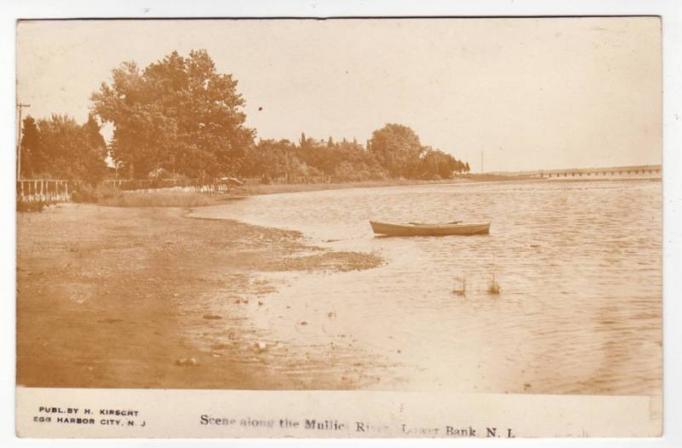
[16,203,381,389]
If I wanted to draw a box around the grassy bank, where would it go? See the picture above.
[239,177,474,196]
[97,190,243,207]
[55,177,471,209]
[16,203,382,388]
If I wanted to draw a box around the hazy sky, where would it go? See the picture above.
[16,18,661,172]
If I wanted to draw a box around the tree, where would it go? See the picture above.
[19,116,41,178]
[368,123,424,178]
[241,139,295,181]
[420,147,461,179]
[91,50,254,179]
[20,114,107,184]
[78,114,109,182]
[242,127,466,183]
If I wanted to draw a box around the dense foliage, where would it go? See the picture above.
[19,114,107,184]
[369,124,469,179]
[242,130,469,183]
[20,50,469,184]
[241,135,386,183]
[91,50,254,179]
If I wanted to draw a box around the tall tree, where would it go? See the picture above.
[368,123,424,178]
[19,116,41,178]
[91,50,254,179]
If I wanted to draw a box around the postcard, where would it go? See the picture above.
[15,17,662,438]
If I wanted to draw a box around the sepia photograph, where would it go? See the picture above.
[12,15,668,438]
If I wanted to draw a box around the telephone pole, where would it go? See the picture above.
[17,103,31,180]
[481,151,484,174]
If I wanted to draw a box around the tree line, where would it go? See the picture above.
[19,50,469,185]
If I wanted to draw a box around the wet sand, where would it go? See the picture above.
[16,203,381,388]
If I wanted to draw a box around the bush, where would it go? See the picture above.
[71,183,120,203]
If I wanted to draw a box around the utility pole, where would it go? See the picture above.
[481,151,484,174]
[16,103,30,180]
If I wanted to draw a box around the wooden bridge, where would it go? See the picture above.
[541,164,661,178]
[492,164,661,179]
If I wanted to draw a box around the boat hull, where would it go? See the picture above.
[370,220,490,237]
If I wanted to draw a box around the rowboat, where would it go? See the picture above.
[369,220,490,237]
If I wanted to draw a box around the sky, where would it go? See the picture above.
[16,17,661,172]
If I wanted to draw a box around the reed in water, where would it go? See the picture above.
[487,273,501,295]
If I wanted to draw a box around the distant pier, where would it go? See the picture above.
[490,164,661,179]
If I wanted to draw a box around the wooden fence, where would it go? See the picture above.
[17,179,71,203]
[102,178,238,193]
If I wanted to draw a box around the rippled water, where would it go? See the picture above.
[191,179,661,394]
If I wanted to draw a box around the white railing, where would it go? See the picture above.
[17,179,71,203]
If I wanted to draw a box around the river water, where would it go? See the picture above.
[191,179,661,394]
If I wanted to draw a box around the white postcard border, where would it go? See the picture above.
[2,0,682,447]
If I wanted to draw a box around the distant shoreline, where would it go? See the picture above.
[237,174,662,198]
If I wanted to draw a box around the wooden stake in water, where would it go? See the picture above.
[487,273,501,295]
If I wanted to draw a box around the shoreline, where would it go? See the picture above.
[86,175,663,209]
[237,174,662,197]
[16,177,662,393]
[16,203,382,389]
